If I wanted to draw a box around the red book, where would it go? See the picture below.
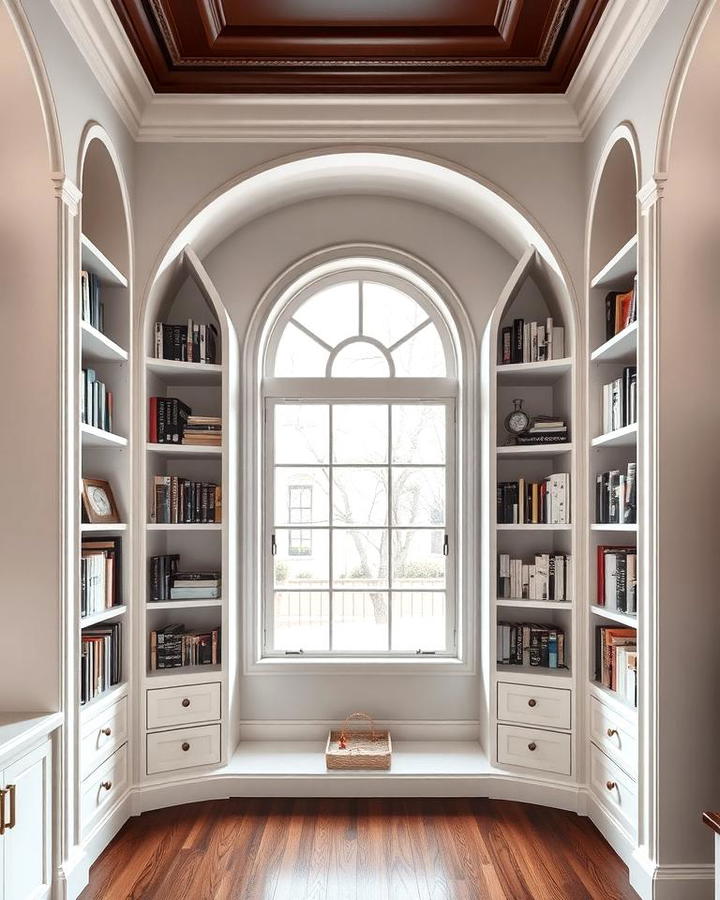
[149,396,158,443]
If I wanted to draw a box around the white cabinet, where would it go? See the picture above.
[0,739,52,900]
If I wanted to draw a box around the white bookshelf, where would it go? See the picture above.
[585,134,640,852]
[482,246,578,779]
[81,423,128,449]
[140,246,239,779]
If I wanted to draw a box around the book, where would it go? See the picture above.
[80,622,121,703]
[151,476,222,524]
[153,320,218,364]
[605,284,637,342]
[80,271,105,334]
[601,367,637,433]
[497,621,566,668]
[500,317,564,365]
[595,626,637,702]
[81,537,122,615]
[81,368,114,432]
[498,552,571,601]
[497,473,570,525]
[149,625,221,669]
[595,462,636,524]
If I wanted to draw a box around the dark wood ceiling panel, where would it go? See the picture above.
[110,0,609,93]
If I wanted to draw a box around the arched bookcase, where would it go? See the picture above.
[481,246,579,780]
[584,126,640,865]
[138,246,239,783]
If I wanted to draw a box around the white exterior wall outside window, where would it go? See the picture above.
[262,268,459,658]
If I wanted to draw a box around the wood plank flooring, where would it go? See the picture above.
[80,798,638,899]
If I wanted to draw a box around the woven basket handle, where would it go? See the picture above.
[340,712,377,740]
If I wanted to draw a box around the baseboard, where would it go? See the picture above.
[55,847,89,900]
[645,863,714,900]
[586,790,637,872]
[237,719,480,742]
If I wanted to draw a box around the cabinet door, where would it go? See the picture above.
[3,740,52,900]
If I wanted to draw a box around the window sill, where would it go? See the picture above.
[245,655,473,676]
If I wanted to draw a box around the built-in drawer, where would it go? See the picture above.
[81,743,127,833]
[80,696,128,780]
[497,682,571,730]
[497,724,571,776]
[147,682,221,730]
[590,696,637,779]
[590,744,637,835]
[146,723,221,775]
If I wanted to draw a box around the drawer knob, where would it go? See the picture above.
[182,742,190,752]
[527,699,537,708]
[606,781,617,791]
[606,728,618,738]
[101,727,112,737]
[528,742,537,752]
[101,781,112,791]
[181,698,191,708]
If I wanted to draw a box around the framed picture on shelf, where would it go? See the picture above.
[81,477,120,524]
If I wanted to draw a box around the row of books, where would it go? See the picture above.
[597,546,637,614]
[497,622,566,668]
[81,536,122,616]
[81,368,113,432]
[80,622,121,704]
[148,397,190,444]
[514,416,569,446]
[498,553,571,602]
[149,625,220,670]
[500,318,565,365]
[604,281,637,342]
[601,367,637,434]
[151,476,222,524]
[595,463,636,524]
[183,416,221,447]
[595,626,637,707]
[80,270,104,333]
[150,553,221,602]
[153,320,218,364]
[497,474,570,525]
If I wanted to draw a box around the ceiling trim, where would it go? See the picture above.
[48,0,668,144]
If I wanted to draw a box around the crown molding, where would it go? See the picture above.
[47,0,667,144]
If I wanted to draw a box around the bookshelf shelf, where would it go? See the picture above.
[146,442,222,459]
[591,321,638,363]
[496,598,573,610]
[590,523,637,532]
[81,522,127,533]
[80,605,127,628]
[81,233,128,288]
[591,423,637,448]
[81,423,128,449]
[145,665,222,685]
[146,357,223,385]
[589,680,637,716]
[79,680,128,715]
[496,664,572,683]
[496,442,573,458]
[146,523,222,532]
[496,357,571,385]
[590,234,638,288]
[81,321,128,362]
[590,605,637,628]
[147,599,223,610]
[496,523,572,532]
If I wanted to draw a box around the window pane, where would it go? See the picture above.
[332,529,388,589]
[274,321,329,377]
[391,592,447,652]
[274,528,329,588]
[333,404,388,464]
[392,322,447,377]
[332,592,389,652]
[275,404,329,464]
[392,405,446,464]
[363,281,428,347]
[333,468,388,526]
[391,530,445,588]
[392,467,445,527]
[292,282,359,348]
[274,468,329,526]
[331,341,391,378]
[273,591,329,651]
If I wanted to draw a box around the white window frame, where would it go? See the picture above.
[261,267,460,661]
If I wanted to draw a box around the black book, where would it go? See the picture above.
[605,293,618,342]
[616,551,627,612]
[501,326,512,365]
[512,319,524,364]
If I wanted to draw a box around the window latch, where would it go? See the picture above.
[443,534,449,556]
[271,534,277,556]
[285,649,304,655]
[416,650,437,656]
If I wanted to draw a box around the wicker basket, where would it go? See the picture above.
[326,712,392,770]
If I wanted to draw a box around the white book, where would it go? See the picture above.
[554,554,565,601]
[552,326,564,359]
[530,322,538,362]
[523,324,531,363]
[537,324,545,361]
[528,566,537,600]
[603,383,610,434]
[605,552,618,609]
[536,554,549,600]
[627,553,637,613]
[546,317,553,360]
[522,564,530,599]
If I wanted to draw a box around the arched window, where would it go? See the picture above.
[263,266,457,658]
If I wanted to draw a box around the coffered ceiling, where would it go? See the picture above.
[110,0,610,93]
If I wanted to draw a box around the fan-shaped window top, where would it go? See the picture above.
[271,276,450,378]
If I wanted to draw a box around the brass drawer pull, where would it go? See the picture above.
[7,785,15,829]
[606,781,617,791]
[101,781,112,791]
[182,742,190,752]
[528,699,537,708]
[528,742,537,752]
[606,728,618,738]
[0,788,6,836]
[101,727,112,737]
[181,698,191,708]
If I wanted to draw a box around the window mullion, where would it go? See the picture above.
[328,402,334,653]
[387,403,392,652]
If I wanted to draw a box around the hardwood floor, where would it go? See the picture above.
[80,798,638,899]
